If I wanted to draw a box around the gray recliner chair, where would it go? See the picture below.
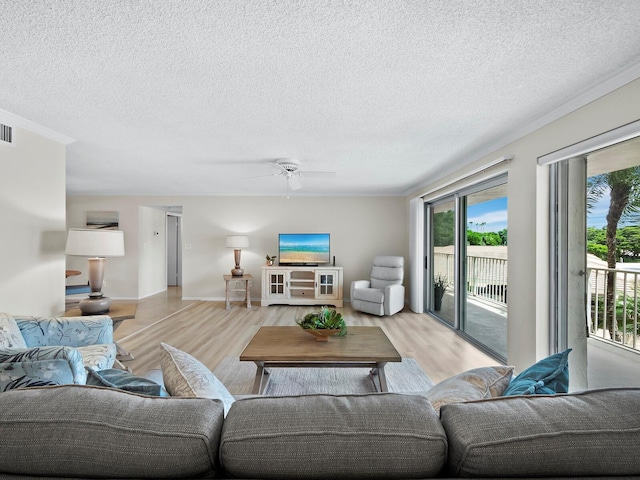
[350,256,405,316]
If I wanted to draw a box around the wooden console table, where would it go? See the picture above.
[224,274,253,310]
[64,302,137,370]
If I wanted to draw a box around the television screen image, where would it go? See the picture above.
[279,233,330,265]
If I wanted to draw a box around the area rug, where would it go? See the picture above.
[212,356,434,396]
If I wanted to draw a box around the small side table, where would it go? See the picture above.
[224,274,253,310]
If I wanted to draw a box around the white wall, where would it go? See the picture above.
[409,76,640,373]
[0,127,66,315]
[66,195,408,301]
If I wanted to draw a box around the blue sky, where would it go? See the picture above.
[465,192,629,232]
[467,197,508,232]
[588,193,610,229]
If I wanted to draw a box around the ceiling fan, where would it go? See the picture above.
[246,158,337,195]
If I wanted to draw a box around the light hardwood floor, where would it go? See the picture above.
[115,287,500,384]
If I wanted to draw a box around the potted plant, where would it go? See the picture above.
[434,275,448,311]
[265,254,277,266]
[296,306,347,341]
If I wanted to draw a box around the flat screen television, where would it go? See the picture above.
[278,233,331,266]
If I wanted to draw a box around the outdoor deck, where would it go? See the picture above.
[434,291,507,358]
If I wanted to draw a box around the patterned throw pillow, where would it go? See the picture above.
[160,342,235,415]
[77,344,117,371]
[425,366,514,414]
[0,359,75,391]
[0,346,86,384]
[0,313,27,349]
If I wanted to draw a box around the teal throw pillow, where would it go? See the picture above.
[86,368,167,396]
[502,348,571,396]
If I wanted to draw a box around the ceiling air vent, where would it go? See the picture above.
[0,123,12,144]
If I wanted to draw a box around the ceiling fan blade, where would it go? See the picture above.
[240,172,282,180]
[272,162,290,174]
[299,171,337,178]
[289,175,303,191]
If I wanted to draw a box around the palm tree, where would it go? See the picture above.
[588,166,640,340]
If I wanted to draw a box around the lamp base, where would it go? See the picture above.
[79,295,112,315]
[231,267,244,276]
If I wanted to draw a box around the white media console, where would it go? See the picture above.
[261,265,343,307]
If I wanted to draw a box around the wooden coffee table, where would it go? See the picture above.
[240,326,401,394]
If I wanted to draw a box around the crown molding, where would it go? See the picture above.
[0,109,75,145]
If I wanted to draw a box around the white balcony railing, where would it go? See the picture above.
[588,266,640,350]
[433,254,640,352]
[433,253,508,306]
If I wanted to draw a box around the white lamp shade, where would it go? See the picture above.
[225,235,249,248]
[65,229,125,257]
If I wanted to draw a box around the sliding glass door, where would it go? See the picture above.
[463,184,508,357]
[432,199,456,327]
[425,176,508,360]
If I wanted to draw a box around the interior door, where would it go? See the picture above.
[166,215,181,286]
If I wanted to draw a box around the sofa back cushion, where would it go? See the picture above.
[220,393,446,479]
[370,256,404,289]
[441,387,640,477]
[0,384,224,479]
[15,315,113,347]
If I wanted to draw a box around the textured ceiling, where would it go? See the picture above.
[2,0,640,196]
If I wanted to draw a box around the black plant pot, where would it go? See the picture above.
[434,286,445,311]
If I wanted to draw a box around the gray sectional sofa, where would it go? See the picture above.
[1,384,640,479]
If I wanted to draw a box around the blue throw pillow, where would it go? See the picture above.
[86,368,167,396]
[502,348,572,396]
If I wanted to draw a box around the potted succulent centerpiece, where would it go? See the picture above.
[434,275,448,311]
[296,306,347,341]
[265,254,277,266]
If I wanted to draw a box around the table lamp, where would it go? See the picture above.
[226,235,249,276]
[65,228,125,314]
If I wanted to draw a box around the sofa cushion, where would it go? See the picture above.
[0,313,27,349]
[502,348,571,396]
[424,365,514,413]
[86,367,167,396]
[220,393,447,479]
[441,387,640,477]
[0,359,75,391]
[0,345,86,384]
[0,384,224,479]
[160,342,235,415]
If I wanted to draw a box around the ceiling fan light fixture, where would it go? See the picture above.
[276,158,300,173]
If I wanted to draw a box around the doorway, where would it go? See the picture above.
[545,121,640,389]
[167,214,182,287]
